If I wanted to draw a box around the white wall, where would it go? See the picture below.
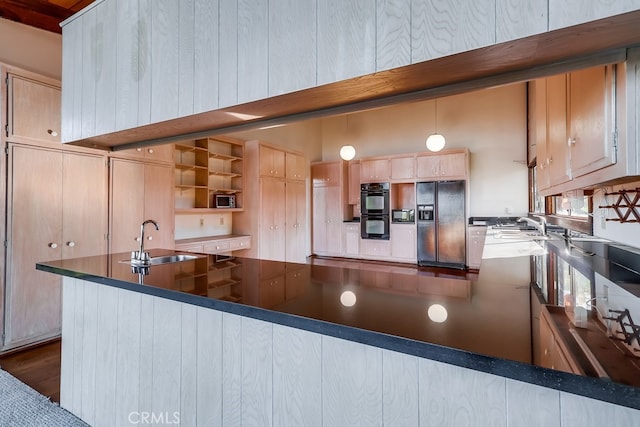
[320,84,529,217]
[228,118,323,162]
[0,18,62,79]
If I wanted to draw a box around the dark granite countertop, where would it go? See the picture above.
[36,245,640,410]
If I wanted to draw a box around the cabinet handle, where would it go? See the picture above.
[568,137,576,146]
[148,148,154,154]
[147,236,153,241]
[47,129,58,137]
[216,245,220,250]
[135,237,141,242]
[48,243,58,249]
[275,225,279,230]
[136,148,143,152]
[67,241,75,247]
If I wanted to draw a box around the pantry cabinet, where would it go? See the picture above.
[312,161,349,257]
[6,71,61,144]
[285,180,307,264]
[235,141,307,262]
[259,178,287,261]
[110,159,175,254]
[3,144,107,350]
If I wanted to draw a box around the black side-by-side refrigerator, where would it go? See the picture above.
[416,181,466,269]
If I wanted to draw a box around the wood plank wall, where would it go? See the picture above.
[60,277,640,426]
[60,0,640,143]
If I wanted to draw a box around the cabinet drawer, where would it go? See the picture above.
[229,236,252,250]
[203,241,231,254]
[175,242,204,253]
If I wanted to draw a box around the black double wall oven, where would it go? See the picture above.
[360,182,390,240]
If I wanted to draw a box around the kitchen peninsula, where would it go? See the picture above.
[37,238,640,426]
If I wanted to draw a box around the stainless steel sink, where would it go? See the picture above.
[149,254,201,264]
[120,253,202,266]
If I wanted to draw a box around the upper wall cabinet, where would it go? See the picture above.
[360,158,390,183]
[533,63,629,195]
[7,72,61,144]
[567,65,617,178]
[416,150,468,181]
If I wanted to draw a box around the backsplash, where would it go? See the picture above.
[175,213,233,240]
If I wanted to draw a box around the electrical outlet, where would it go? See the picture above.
[601,214,606,230]
[219,216,224,225]
[199,218,204,227]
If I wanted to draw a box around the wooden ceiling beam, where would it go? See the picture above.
[0,0,76,33]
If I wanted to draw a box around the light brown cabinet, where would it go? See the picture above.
[312,185,344,256]
[535,65,619,194]
[360,158,390,182]
[390,156,415,181]
[539,305,583,374]
[259,145,286,178]
[235,141,307,262]
[259,178,287,261]
[348,161,361,205]
[390,224,416,261]
[312,161,348,257]
[6,72,61,144]
[360,239,391,258]
[467,226,487,270]
[285,152,306,181]
[416,151,468,180]
[312,161,341,186]
[117,144,174,163]
[3,144,107,350]
[567,65,616,178]
[110,159,175,254]
[285,180,307,264]
[546,74,572,187]
[343,223,360,257]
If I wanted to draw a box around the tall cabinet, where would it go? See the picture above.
[235,140,308,263]
[3,144,107,350]
[311,161,349,257]
[109,158,175,254]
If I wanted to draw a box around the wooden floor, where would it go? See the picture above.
[0,339,61,403]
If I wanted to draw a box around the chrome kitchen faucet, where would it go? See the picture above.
[131,219,159,265]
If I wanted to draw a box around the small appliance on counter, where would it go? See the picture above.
[213,193,236,208]
[392,209,415,223]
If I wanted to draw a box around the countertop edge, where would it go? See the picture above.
[36,262,640,411]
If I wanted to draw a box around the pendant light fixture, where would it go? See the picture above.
[426,99,446,152]
[339,114,356,161]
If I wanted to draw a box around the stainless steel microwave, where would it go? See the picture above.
[392,209,415,223]
[214,194,236,208]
